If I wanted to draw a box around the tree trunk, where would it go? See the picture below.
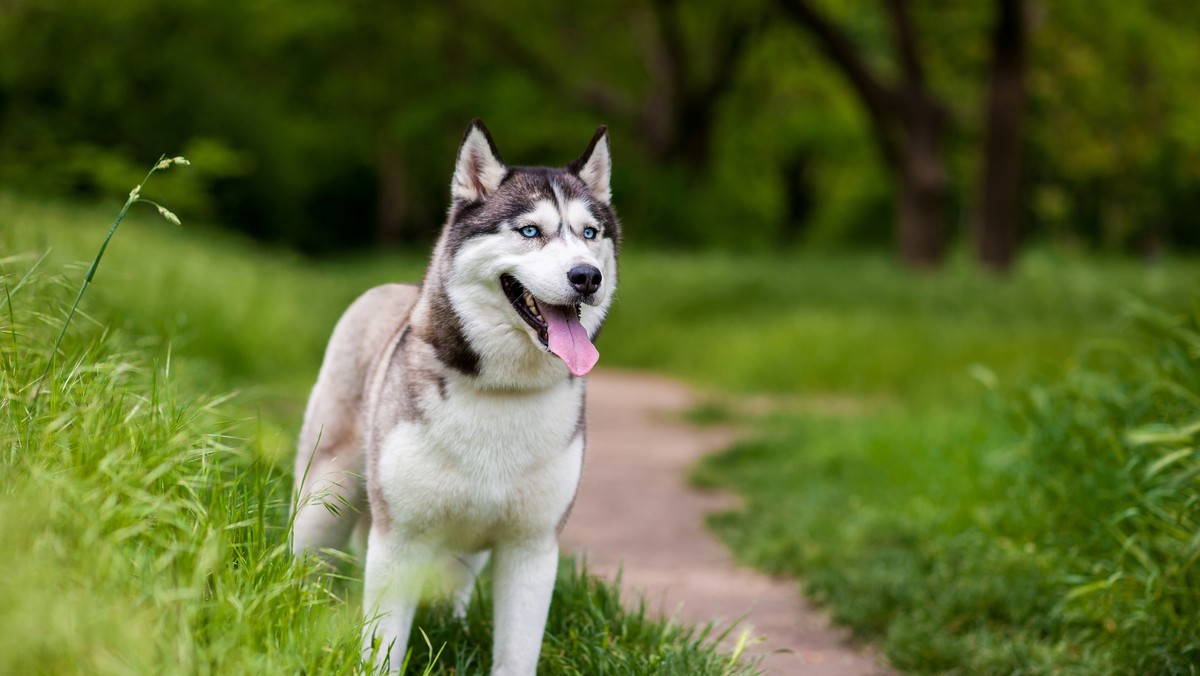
[377,147,411,247]
[975,0,1027,272]
[647,0,758,171]
[897,136,948,266]
[896,90,949,267]
[777,0,952,268]
[779,149,814,245]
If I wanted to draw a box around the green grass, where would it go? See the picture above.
[689,304,1200,673]
[0,192,757,674]
[6,188,1200,673]
[603,249,1195,401]
[613,253,1200,671]
[1,268,362,674]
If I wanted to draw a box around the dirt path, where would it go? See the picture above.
[559,370,889,675]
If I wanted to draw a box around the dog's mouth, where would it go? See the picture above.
[500,274,575,345]
[500,274,599,377]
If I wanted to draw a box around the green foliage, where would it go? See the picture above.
[1026,1,1200,250]
[0,194,756,673]
[3,0,1199,254]
[1012,302,1200,670]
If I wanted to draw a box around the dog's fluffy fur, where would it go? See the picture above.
[291,120,619,674]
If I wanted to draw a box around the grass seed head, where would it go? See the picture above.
[155,156,191,170]
[156,205,181,226]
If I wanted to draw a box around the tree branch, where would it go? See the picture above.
[884,0,925,89]
[775,0,900,167]
[649,0,690,96]
[700,12,761,104]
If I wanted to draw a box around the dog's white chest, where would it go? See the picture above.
[375,379,584,550]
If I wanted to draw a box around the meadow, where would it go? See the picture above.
[675,268,1200,673]
[611,252,1200,672]
[0,191,755,675]
[3,188,1199,673]
[606,242,1199,672]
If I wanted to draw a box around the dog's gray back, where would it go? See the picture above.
[292,283,419,554]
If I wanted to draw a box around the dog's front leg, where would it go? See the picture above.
[490,536,558,676]
[362,532,430,673]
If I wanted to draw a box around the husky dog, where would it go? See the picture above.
[291,120,618,675]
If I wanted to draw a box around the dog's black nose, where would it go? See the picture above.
[567,265,602,296]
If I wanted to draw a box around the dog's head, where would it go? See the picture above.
[436,120,620,380]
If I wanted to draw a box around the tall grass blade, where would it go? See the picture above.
[36,154,186,397]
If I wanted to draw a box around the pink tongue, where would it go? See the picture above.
[539,303,599,377]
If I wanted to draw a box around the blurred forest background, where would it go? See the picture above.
[3,0,1198,267]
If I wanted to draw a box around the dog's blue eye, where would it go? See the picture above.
[519,225,540,238]
[582,227,598,240]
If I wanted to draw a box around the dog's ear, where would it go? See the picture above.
[568,125,611,205]
[452,119,507,202]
